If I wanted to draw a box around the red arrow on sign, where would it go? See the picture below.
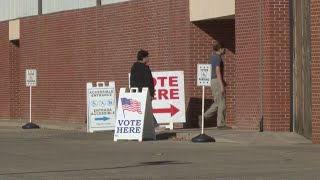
[153,104,179,117]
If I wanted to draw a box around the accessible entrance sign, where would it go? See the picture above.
[86,82,116,133]
[26,69,37,87]
[197,64,212,86]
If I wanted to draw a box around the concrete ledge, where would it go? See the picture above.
[189,0,235,21]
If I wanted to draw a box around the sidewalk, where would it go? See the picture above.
[170,127,312,145]
[0,120,312,145]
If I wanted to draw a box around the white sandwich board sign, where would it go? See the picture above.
[114,87,155,142]
[86,82,116,133]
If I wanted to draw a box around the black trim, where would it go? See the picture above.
[10,40,20,47]
[38,0,42,15]
[97,0,102,6]
[289,0,294,132]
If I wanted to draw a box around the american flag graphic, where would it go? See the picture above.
[121,98,142,114]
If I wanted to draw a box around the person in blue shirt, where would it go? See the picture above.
[199,43,231,130]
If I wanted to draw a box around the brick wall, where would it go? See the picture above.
[236,0,264,130]
[263,0,290,131]
[2,0,237,129]
[311,0,320,143]
[11,0,192,126]
[0,22,10,119]
[235,0,290,131]
[9,41,21,120]
[20,9,99,124]
[0,0,300,135]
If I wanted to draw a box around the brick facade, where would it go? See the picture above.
[0,22,10,119]
[0,0,236,129]
[2,0,195,127]
[235,0,263,130]
[0,0,320,143]
[235,0,290,131]
[9,41,21,120]
[0,0,237,129]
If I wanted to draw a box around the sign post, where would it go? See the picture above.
[86,81,116,133]
[22,69,40,129]
[192,64,215,142]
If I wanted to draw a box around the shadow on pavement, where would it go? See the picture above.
[156,132,176,140]
[0,161,190,176]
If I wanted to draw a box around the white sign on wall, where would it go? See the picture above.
[197,64,212,86]
[86,82,116,133]
[114,88,155,142]
[26,69,37,87]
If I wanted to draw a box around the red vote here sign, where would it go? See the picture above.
[151,71,186,123]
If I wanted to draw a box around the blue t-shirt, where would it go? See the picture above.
[209,54,222,79]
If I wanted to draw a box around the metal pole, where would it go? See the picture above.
[289,0,294,132]
[201,86,205,134]
[30,86,32,123]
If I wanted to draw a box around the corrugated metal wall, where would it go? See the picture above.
[0,0,132,22]
[0,0,38,22]
[102,0,129,5]
[42,0,96,14]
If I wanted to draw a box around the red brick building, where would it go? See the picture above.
[0,0,319,143]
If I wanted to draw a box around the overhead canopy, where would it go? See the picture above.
[9,19,20,41]
[189,0,235,21]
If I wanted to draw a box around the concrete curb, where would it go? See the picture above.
[0,120,86,132]
[171,128,312,145]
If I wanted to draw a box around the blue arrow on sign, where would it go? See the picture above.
[95,117,111,121]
